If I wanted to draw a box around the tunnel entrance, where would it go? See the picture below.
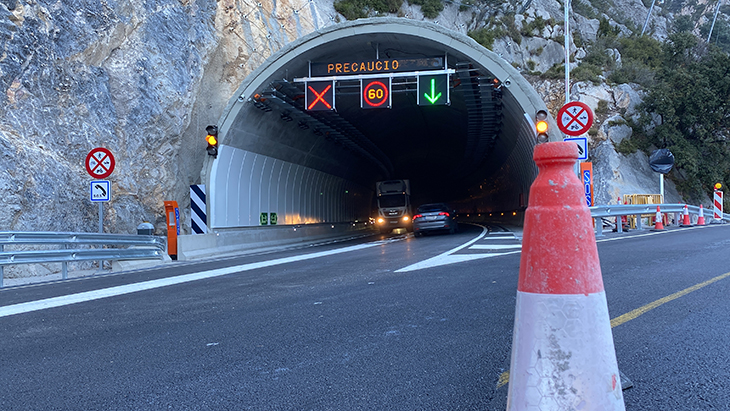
[203,18,551,229]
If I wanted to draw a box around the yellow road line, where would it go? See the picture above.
[497,270,730,389]
[610,270,730,328]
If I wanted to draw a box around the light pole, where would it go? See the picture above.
[708,0,723,43]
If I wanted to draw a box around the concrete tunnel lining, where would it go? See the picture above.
[202,18,556,232]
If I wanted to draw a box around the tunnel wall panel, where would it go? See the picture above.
[210,145,371,228]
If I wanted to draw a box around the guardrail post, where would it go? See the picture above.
[636,214,643,230]
[0,244,3,288]
[595,218,604,237]
[62,262,68,280]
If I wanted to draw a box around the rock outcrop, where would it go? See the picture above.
[0,0,724,244]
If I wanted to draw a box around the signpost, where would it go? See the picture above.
[85,147,115,179]
[563,137,588,161]
[580,162,594,207]
[90,180,111,202]
[86,148,115,234]
[86,147,115,270]
[557,101,593,136]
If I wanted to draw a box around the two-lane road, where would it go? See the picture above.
[1,223,729,409]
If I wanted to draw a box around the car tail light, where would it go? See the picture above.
[438,212,450,217]
[413,214,423,220]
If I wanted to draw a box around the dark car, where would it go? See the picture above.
[412,203,457,236]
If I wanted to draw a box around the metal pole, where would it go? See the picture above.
[564,0,570,104]
[708,0,722,43]
[98,202,103,270]
[641,0,657,36]
[660,174,664,201]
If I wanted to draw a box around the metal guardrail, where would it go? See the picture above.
[589,204,730,236]
[0,232,166,287]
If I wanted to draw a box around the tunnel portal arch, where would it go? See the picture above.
[203,18,555,229]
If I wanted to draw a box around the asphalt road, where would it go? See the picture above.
[1,223,729,410]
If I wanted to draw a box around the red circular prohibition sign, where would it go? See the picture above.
[85,147,116,179]
[557,101,594,136]
[363,80,389,107]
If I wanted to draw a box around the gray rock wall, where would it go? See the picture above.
[1,0,721,243]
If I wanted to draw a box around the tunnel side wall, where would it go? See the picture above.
[210,145,371,228]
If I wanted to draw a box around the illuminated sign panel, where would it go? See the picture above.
[361,78,391,109]
[311,57,443,76]
[417,74,449,106]
[305,81,335,111]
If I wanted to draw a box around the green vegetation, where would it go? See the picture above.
[629,32,730,199]
[468,27,503,50]
[521,16,551,37]
[408,0,443,19]
[573,0,598,19]
[334,0,403,20]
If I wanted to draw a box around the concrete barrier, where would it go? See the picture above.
[177,222,376,260]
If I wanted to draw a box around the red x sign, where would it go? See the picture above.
[305,81,335,111]
[85,147,115,179]
[557,101,594,136]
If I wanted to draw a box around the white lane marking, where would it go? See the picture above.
[469,244,522,250]
[396,226,489,272]
[0,241,389,319]
[479,236,517,240]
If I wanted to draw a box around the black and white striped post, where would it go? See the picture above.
[190,185,208,234]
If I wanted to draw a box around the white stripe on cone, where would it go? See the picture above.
[507,291,625,410]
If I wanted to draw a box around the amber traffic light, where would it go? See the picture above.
[535,110,549,143]
[206,125,218,157]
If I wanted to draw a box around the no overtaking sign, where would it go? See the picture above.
[85,147,115,179]
[557,101,594,136]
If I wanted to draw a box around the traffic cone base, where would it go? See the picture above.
[508,292,624,410]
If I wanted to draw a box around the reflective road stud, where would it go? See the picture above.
[507,142,625,410]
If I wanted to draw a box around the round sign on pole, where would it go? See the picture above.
[557,101,594,136]
[85,147,116,179]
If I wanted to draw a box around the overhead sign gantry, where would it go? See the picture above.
[295,56,454,111]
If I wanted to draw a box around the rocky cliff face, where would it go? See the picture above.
[0,0,723,240]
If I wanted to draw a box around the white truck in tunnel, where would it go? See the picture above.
[375,180,412,233]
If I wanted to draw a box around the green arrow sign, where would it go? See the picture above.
[417,74,449,106]
[424,78,442,104]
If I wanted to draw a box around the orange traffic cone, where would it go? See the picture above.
[507,142,625,410]
[651,206,664,231]
[698,204,706,225]
[681,204,692,226]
